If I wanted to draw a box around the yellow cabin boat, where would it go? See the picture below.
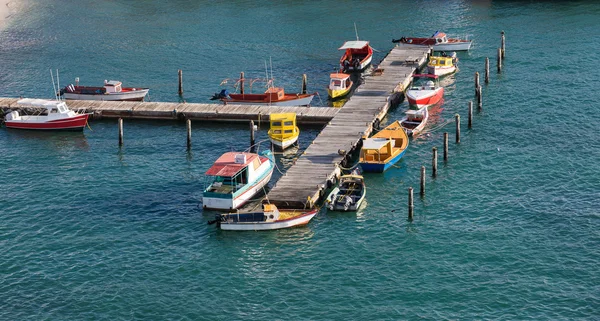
[359,120,409,172]
[268,113,299,150]
[327,73,353,99]
[426,52,458,76]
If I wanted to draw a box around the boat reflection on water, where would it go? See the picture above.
[4,129,90,152]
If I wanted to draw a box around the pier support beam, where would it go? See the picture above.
[408,187,414,220]
[249,120,255,150]
[118,118,124,146]
[485,57,490,84]
[455,114,461,143]
[420,166,426,197]
[443,132,449,162]
[478,85,483,110]
[301,74,307,94]
[186,119,192,150]
[178,69,183,96]
[432,147,438,178]
[497,48,502,73]
[501,31,506,58]
[468,101,473,129]
[475,72,480,95]
[240,72,245,94]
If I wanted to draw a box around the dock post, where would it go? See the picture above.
[249,120,255,150]
[408,187,414,220]
[420,166,426,197]
[497,48,502,73]
[501,31,506,58]
[240,72,245,94]
[118,118,123,146]
[178,69,183,96]
[455,114,461,143]
[301,74,307,95]
[443,132,449,162]
[485,57,490,84]
[478,85,483,110]
[468,101,473,129]
[432,147,438,178]
[186,119,192,150]
[475,71,480,94]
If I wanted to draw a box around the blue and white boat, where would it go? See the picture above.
[359,120,409,173]
[202,150,274,210]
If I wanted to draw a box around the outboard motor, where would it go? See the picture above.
[210,89,230,100]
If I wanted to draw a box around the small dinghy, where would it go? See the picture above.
[399,107,428,137]
[326,173,366,212]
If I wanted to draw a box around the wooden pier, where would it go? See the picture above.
[0,98,338,125]
[266,46,431,209]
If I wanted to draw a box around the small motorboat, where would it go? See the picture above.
[202,150,274,210]
[339,40,373,72]
[406,74,444,108]
[60,79,149,101]
[4,98,89,131]
[326,173,366,212]
[392,31,472,51]
[426,52,458,77]
[327,72,353,99]
[359,120,409,173]
[208,204,318,231]
[400,107,429,137]
[268,113,299,150]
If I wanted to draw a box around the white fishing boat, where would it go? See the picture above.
[400,107,429,137]
[202,150,274,210]
[426,52,458,76]
[326,173,366,212]
[393,31,472,51]
[4,98,89,131]
[60,79,149,101]
[208,204,318,231]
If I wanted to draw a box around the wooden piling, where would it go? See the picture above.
[501,31,506,58]
[240,72,245,94]
[420,166,426,197]
[186,119,192,149]
[432,147,438,177]
[178,69,183,96]
[478,85,483,109]
[497,48,502,73]
[485,58,490,85]
[118,118,123,146]
[443,132,449,161]
[249,120,255,148]
[301,74,307,95]
[455,114,461,143]
[408,187,414,220]
[475,71,480,94]
[468,101,473,129]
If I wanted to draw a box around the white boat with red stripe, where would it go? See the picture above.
[209,204,318,231]
[4,99,90,131]
[406,74,444,108]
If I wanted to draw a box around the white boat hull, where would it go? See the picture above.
[226,95,314,107]
[427,65,457,76]
[396,42,472,51]
[270,136,298,150]
[203,169,273,210]
[63,89,149,101]
[219,211,317,231]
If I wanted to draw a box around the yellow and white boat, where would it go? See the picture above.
[426,52,458,77]
[327,73,353,99]
[268,113,300,150]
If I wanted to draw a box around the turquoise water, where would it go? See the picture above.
[1,1,599,319]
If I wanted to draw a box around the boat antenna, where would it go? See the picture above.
[56,69,61,100]
[264,60,269,87]
[269,56,274,88]
[50,69,58,101]
[354,22,359,41]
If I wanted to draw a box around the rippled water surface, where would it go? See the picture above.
[1,1,599,319]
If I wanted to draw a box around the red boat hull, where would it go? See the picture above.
[5,114,90,131]
[407,88,444,108]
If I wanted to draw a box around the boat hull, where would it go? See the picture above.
[63,89,148,101]
[360,148,406,173]
[219,210,318,231]
[328,87,352,99]
[5,114,89,131]
[427,65,457,77]
[270,135,298,150]
[406,87,444,108]
[396,41,472,51]
[400,108,429,137]
[223,94,314,107]
[203,165,274,210]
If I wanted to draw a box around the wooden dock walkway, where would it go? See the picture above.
[0,98,338,125]
[266,46,431,209]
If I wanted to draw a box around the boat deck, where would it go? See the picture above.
[0,98,338,125]
[266,46,430,209]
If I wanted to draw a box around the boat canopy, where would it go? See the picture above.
[338,40,369,50]
[413,74,439,79]
[330,73,350,80]
[17,99,69,112]
[205,152,258,177]
[362,138,392,150]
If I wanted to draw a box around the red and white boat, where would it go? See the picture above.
[393,31,472,51]
[4,99,89,131]
[400,107,429,137]
[339,40,373,72]
[208,204,318,231]
[211,74,314,106]
[406,74,444,108]
[60,80,149,101]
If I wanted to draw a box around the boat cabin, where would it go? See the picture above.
[411,74,439,90]
[104,80,123,93]
[269,113,297,141]
[361,138,398,162]
[204,152,264,195]
[428,56,454,68]
[433,32,449,44]
[264,86,285,101]
[339,40,371,68]
[14,98,75,118]
[329,73,351,91]
[405,109,425,122]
